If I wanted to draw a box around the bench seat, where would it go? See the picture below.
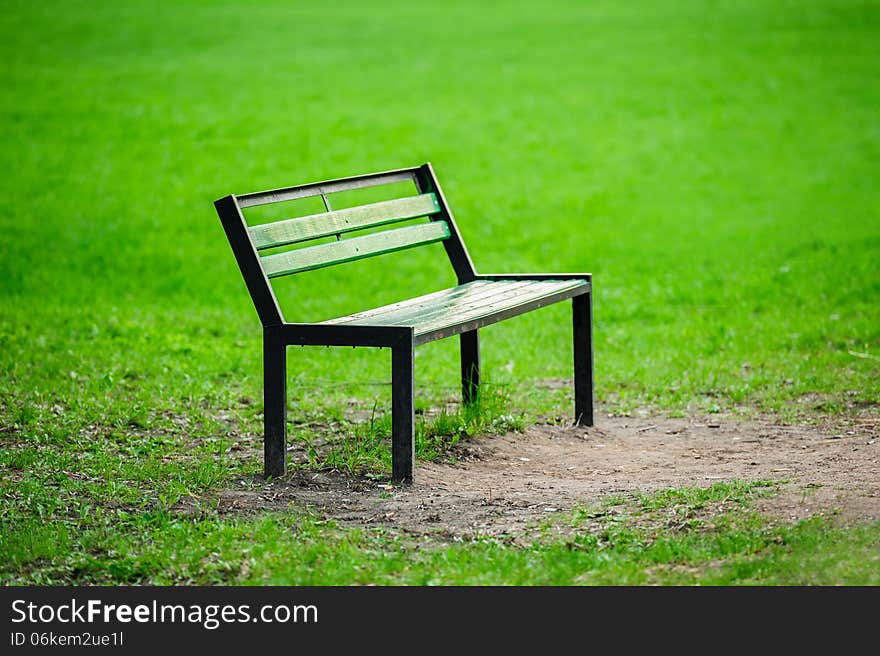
[324,278,589,345]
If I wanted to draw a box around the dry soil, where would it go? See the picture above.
[214,410,879,540]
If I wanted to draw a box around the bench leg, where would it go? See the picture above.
[263,330,287,478]
[391,343,415,484]
[573,292,594,426]
[460,329,480,406]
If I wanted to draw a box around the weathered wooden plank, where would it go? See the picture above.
[236,168,416,208]
[410,280,585,332]
[260,221,451,278]
[327,280,536,326]
[372,281,560,327]
[324,279,587,330]
[249,193,440,250]
[414,285,589,344]
[324,281,493,325]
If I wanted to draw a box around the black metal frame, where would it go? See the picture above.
[215,163,593,484]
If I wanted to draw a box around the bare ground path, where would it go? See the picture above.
[215,412,879,539]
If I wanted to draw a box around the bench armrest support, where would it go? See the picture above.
[275,323,414,348]
[475,273,592,283]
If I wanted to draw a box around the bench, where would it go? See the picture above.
[214,163,593,483]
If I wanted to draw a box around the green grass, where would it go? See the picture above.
[292,386,524,474]
[4,481,877,585]
[1,0,878,585]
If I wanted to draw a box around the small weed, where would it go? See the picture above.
[295,386,525,475]
[637,481,779,512]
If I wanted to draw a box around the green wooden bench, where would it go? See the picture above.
[215,163,593,483]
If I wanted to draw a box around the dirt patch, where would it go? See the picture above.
[213,412,879,539]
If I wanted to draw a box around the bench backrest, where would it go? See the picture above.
[215,163,476,326]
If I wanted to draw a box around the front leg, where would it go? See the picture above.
[263,328,288,477]
[391,341,415,483]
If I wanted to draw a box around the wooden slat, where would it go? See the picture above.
[261,221,451,278]
[413,280,586,334]
[323,279,588,331]
[327,281,526,326]
[324,281,494,325]
[336,281,549,328]
[237,168,416,208]
[249,193,440,250]
[382,281,564,327]
[414,283,587,345]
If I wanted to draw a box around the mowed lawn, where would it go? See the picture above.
[0,0,878,584]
